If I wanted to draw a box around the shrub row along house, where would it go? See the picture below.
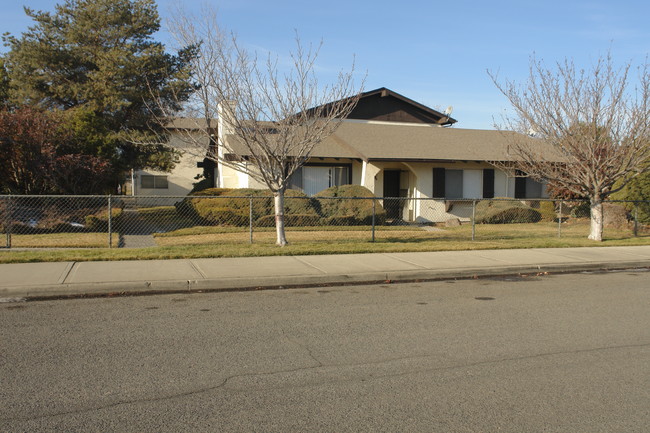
[136,88,553,223]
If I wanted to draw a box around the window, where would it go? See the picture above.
[445,169,463,199]
[515,176,544,198]
[433,167,495,199]
[140,175,168,189]
[291,165,351,196]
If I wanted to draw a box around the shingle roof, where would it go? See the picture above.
[223,120,561,162]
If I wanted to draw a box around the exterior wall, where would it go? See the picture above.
[248,175,267,190]
[363,161,548,223]
[351,160,364,185]
[220,163,245,188]
[134,133,204,200]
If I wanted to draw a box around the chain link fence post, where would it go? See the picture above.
[558,200,563,238]
[471,199,476,241]
[634,203,638,237]
[107,195,113,248]
[371,198,376,242]
[3,196,12,248]
[249,196,253,244]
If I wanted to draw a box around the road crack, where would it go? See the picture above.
[4,341,649,423]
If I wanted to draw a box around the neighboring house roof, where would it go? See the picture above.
[224,119,561,163]
[165,117,214,130]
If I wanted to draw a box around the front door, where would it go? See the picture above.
[383,170,401,220]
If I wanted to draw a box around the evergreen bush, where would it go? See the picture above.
[475,199,541,224]
[314,185,386,225]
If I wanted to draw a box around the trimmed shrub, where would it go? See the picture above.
[199,207,249,226]
[538,201,558,222]
[85,207,124,231]
[475,199,541,224]
[177,188,319,226]
[175,188,235,223]
[189,178,214,194]
[218,189,318,220]
[256,213,322,227]
[315,185,386,225]
[189,187,234,197]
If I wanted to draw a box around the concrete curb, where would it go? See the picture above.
[3,259,650,301]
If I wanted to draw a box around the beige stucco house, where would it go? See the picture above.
[218,88,549,222]
[135,88,550,222]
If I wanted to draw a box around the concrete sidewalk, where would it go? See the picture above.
[2,246,650,300]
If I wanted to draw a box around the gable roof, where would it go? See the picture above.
[302,87,457,126]
[349,87,457,125]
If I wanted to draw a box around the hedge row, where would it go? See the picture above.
[175,185,386,227]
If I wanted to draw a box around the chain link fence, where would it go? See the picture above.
[1,194,649,249]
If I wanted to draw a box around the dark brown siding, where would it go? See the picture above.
[349,94,444,124]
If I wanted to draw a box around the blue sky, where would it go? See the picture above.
[2,0,650,129]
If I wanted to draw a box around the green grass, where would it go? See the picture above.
[1,220,649,264]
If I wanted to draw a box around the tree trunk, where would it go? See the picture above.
[274,190,288,246]
[588,197,604,241]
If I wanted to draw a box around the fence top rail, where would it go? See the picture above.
[1,194,649,204]
[0,194,116,199]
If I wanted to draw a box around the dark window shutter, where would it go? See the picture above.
[483,169,495,198]
[432,168,445,198]
[289,167,303,190]
[514,174,527,199]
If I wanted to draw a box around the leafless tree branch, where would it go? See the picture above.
[489,53,650,240]
[146,6,363,246]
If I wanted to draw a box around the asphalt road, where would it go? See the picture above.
[1,270,649,432]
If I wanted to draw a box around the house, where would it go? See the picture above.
[133,88,551,222]
[216,87,550,222]
[131,118,210,198]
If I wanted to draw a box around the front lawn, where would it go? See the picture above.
[1,220,649,263]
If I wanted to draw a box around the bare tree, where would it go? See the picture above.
[489,54,650,241]
[154,7,362,246]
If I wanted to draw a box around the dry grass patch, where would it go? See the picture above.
[154,228,437,247]
[8,232,119,248]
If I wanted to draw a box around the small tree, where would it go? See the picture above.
[0,107,113,194]
[155,8,362,246]
[490,54,650,241]
[0,59,9,108]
